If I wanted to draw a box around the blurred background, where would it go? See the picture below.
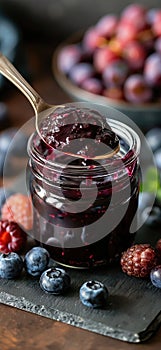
[0,0,161,40]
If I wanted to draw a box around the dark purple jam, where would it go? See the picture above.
[39,106,119,158]
[27,107,140,268]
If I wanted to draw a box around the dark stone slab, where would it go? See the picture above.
[0,226,161,344]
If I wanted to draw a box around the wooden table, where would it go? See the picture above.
[0,38,161,350]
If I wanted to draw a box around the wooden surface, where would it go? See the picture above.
[1,38,161,350]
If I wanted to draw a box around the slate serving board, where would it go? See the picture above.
[0,225,161,344]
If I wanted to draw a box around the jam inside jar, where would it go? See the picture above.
[27,105,140,268]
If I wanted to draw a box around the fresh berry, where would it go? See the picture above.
[93,46,118,73]
[1,193,33,231]
[24,247,50,277]
[68,62,94,86]
[152,10,161,36]
[123,41,146,70]
[82,27,105,54]
[144,53,161,87]
[150,265,161,288]
[0,252,23,279]
[141,206,161,227]
[81,77,103,95]
[120,4,146,28]
[57,5,161,104]
[102,59,129,87]
[79,280,108,308]
[39,267,71,294]
[116,20,138,44]
[120,244,157,278]
[0,220,26,253]
[124,74,152,103]
[96,14,118,38]
[57,44,82,74]
[146,8,159,25]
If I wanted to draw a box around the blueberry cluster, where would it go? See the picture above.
[1,243,161,305]
[24,248,71,295]
[0,247,50,280]
[0,246,109,307]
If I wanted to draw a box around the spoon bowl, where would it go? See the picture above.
[0,53,120,159]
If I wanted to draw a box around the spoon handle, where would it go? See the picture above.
[0,53,51,114]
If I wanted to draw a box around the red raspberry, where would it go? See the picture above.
[120,244,157,278]
[0,220,27,253]
[1,193,33,231]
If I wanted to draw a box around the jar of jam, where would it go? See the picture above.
[27,103,140,268]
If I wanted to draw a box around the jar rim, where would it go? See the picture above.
[27,118,140,172]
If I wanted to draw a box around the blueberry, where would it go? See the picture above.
[39,267,71,295]
[150,265,161,288]
[0,252,23,279]
[24,247,50,276]
[145,128,161,152]
[79,280,109,308]
[141,206,161,227]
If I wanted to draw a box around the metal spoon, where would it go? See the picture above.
[0,53,120,159]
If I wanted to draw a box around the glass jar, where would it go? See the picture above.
[27,105,140,269]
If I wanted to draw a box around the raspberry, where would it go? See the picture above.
[120,244,157,278]
[1,193,33,231]
[0,220,27,253]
